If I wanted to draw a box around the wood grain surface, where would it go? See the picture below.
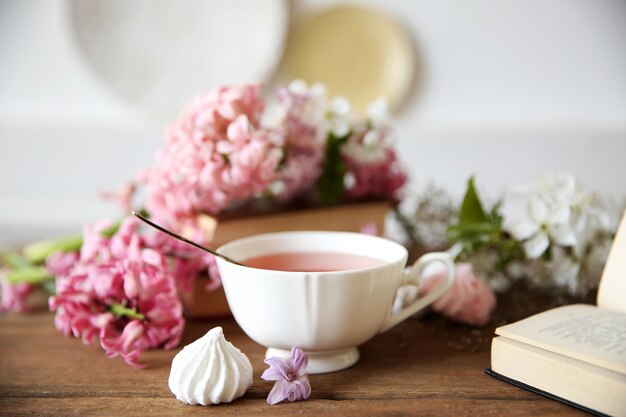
[0,308,587,417]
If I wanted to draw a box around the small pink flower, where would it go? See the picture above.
[419,263,496,326]
[45,251,79,277]
[80,219,113,263]
[0,279,34,313]
[98,182,136,213]
[360,221,378,236]
[204,255,222,292]
[261,347,311,405]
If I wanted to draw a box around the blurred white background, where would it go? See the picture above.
[1,0,625,245]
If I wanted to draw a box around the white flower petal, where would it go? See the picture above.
[509,220,540,240]
[524,232,550,258]
[382,130,396,147]
[288,79,308,94]
[570,212,588,234]
[310,82,327,99]
[594,210,612,231]
[330,96,351,116]
[551,225,577,247]
[554,175,576,203]
[550,249,581,294]
[343,172,356,189]
[331,119,350,137]
[366,97,389,128]
[363,130,380,147]
[268,180,286,195]
[549,204,571,226]
[261,104,287,128]
[528,196,550,223]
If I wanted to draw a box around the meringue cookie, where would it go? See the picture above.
[168,326,253,405]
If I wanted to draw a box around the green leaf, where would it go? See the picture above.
[0,251,32,268]
[317,132,349,205]
[458,176,488,224]
[447,222,494,236]
[446,176,527,271]
[6,266,52,285]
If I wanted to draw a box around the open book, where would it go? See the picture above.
[489,211,626,417]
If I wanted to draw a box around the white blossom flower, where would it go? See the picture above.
[340,129,390,164]
[261,103,288,129]
[507,195,576,258]
[549,247,581,294]
[367,97,390,128]
[292,81,328,129]
[328,96,351,137]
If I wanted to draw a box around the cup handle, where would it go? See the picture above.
[379,252,455,333]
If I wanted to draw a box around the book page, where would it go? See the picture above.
[598,209,626,314]
[496,304,626,375]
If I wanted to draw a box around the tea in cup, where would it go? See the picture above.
[216,231,454,373]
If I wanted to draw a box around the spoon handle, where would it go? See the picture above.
[131,211,244,266]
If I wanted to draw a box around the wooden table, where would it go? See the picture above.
[0,307,587,417]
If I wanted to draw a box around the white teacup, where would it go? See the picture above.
[216,231,454,374]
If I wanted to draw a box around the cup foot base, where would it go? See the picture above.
[265,347,359,374]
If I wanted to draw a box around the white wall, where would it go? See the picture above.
[1,0,625,245]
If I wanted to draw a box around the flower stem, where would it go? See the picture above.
[23,222,121,264]
[110,304,145,320]
[318,132,349,205]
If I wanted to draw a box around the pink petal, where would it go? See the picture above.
[261,357,291,381]
[290,347,308,375]
[290,378,311,401]
[360,221,378,236]
[266,380,294,405]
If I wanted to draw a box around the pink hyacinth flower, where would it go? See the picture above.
[261,347,311,405]
[141,83,284,221]
[45,251,79,277]
[48,217,186,368]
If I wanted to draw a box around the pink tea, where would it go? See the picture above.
[244,252,384,272]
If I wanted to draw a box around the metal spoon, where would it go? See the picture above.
[131,211,244,266]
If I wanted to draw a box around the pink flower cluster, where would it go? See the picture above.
[141,84,284,222]
[138,82,407,222]
[419,263,497,326]
[342,126,407,201]
[144,217,220,292]
[269,83,327,201]
[47,218,191,367]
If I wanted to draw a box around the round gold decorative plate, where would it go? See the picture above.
[285,5,416,115]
